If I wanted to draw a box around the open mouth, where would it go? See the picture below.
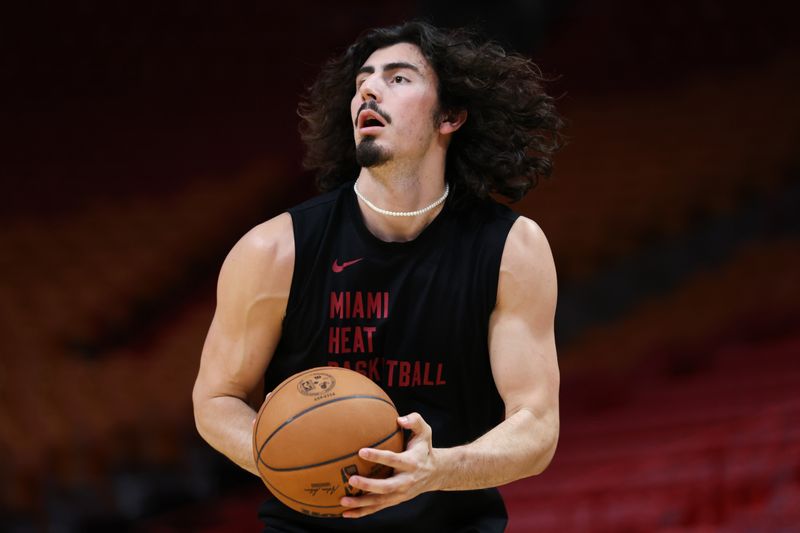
[357,109,388,130]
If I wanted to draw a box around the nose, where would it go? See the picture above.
[358,74,381,102]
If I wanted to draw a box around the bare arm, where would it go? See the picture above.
[435,216,560,488]
[192,213,294,475]
[342,216,559,516]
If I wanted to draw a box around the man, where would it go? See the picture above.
[193,21,563,532]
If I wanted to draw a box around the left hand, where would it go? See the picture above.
[340,412,440,518]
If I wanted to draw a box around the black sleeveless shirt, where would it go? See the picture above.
[258,182,519,533]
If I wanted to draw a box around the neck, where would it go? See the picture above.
[355,162,448,242]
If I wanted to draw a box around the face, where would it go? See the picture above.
[351,42,442,168]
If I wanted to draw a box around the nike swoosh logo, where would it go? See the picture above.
[332,257,364,273]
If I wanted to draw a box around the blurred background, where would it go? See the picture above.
[2,0,799,531]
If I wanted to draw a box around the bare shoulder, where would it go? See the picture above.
[227,212,293,266]
[218,212,295,302]
[498,216,557,309]
[501,216,556,282]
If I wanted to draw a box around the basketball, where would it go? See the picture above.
[252,366,405,517]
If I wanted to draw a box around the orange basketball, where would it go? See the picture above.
[252,366,405,517]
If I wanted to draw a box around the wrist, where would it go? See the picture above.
[429,445,463,492]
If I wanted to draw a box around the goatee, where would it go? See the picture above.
[356,137,390,168]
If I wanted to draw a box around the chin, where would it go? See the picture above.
[356,138,391,168]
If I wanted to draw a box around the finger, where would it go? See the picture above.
[340,492,386,509]
[358,447,410,470]
[405,430,432,450]
[398,412,431,437]
[347,473,409,494]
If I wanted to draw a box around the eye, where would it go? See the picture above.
[391,75,408,84]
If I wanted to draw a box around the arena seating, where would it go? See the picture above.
[518,49,800,282]
[503,330,800,531]
[0,161,290,523]
[560,238,800,375]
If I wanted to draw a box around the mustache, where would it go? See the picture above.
[355,100,392,127]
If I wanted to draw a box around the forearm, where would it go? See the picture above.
[194,395,260,476]
[434,407,558,491]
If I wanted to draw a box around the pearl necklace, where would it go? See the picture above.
[353,180,449,217]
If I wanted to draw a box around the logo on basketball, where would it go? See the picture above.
[341,464,363,497]
[297,373,336,396]
[304,481,339,497]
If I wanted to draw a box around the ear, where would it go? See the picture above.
[438,109,468,135]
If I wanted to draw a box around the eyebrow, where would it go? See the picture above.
[356,61,423,77]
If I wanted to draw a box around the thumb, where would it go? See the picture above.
[398,412,430,436]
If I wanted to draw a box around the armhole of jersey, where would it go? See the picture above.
[281,194,340,321]
[282,209,305,321]
[486,208,521,313]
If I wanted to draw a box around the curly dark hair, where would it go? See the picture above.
[298,20,565,203]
